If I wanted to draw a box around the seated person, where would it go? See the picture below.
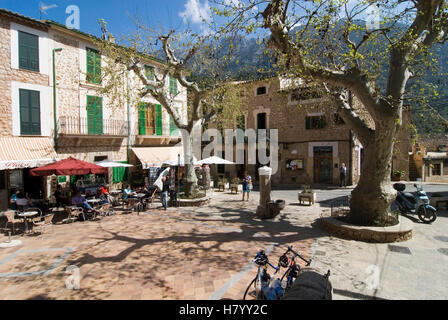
[99,184,109,196]
[10,188,19,210]
[16,192,31,211]
[54,184,68,205]
[97,189,109,205]
[122,185,135,200]
[71,191,95,213]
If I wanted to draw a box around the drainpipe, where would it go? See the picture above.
[52,48,63,152]
[126,72,131,162]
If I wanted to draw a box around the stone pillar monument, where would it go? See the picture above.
[256,166,272,219]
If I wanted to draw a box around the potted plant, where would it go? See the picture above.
[218,178,228,191]
[230,177,241,193]
[392,170,405,181]
[298,185,316,204]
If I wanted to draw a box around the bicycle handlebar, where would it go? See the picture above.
[286,246,312,266]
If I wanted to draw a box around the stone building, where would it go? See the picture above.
[207,76,410,187]
[0,9,187,210]
[409,136,448,183]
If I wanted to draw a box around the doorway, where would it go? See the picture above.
[314,147,333,184]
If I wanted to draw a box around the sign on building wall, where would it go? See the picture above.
[286,159,304,170]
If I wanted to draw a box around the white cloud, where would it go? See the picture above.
[179,0,211,24]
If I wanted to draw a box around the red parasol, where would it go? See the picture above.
[30,157,108,176]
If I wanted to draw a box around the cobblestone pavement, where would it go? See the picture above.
[0,190,318,300]
[2,187,446,300]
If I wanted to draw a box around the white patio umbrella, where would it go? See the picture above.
[196,156,235,165]
[94,160,134,168]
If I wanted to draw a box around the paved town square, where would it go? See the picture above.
[0,185,447,300]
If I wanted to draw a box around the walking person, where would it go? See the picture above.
[161,177,170,210]
[242,171,252,201]
[340,163,347,187]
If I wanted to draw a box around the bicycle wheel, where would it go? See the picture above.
[243,276,258,300]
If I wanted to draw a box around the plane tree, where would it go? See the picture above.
[213,0,448,225]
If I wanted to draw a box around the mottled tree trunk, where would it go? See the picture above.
[181,129,198,197]
[349,123,398,225]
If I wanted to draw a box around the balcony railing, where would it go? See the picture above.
[58,116,128,137]
[136,123,180,138]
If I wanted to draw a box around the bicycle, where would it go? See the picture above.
[243,246,312,300]
[243,250,281,300]
[278,246,312,293]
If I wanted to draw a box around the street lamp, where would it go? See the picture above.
[53,48,63,152]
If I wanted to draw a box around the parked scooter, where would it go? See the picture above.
[393,183,437,223]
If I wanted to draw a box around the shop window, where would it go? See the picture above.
[9,170,23,190]
[432,163,441,176]
[256,86,267,95]
[306,115,326,129]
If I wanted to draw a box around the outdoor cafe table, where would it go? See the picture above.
[87,198,102,207]
[17,211,39,234]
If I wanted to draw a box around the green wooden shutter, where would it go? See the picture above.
[86,48,101,84]
[156,104,163,136]
[145,65,155,81]
[169,116,179,136]
[305,116,311,130]
[139,103,147,135]
[87,96,103,135]
[18,31,39,72]
[169,75,178,95]
[20,89,41,135]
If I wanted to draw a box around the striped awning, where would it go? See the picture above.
[132,146,185,169]
[0,137,58,170]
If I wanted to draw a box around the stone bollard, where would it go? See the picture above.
[256,166,272,219]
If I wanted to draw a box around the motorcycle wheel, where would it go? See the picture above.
[417,206,437,224]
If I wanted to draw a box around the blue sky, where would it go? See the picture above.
[0,0,212,37]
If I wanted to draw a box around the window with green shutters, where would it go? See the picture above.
[86,47,101,84]
[169,115,179,136]
[87,96,103,134]
[169,75,178,95]
[145,65,155,81]
[19,89,41,135]
[18,31,39,72]
[156,104,163,135]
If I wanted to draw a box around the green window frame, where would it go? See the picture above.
[169,75,178,95]
[19,89,41,135]
[156,104,163,136]
[18,31,39,72]
[87,96,103,135]
[86,47,101,84]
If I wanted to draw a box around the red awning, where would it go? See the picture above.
[30,157,107,176]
